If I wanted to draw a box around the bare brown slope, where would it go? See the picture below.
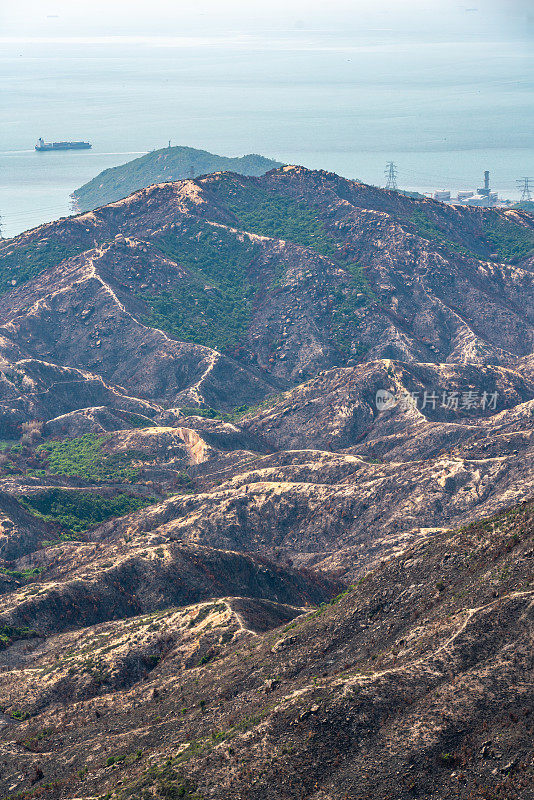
[0,358,531,577]
[0,358,161,438]
[63,359,531,578]
[0,541,338,639]
[0,500,531,800]
[239,360,534,452]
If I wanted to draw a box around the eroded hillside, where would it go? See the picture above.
[0,501,532,800]
[0,167,533,800]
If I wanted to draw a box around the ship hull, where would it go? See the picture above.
[35,142,92,151]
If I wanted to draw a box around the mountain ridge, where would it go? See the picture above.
[71,146,284,212]
[0,166,532,799]
[1,167,533,406]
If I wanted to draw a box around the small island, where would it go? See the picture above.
[71,145,283,211]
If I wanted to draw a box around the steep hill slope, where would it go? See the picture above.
[0,500,531,800]
[0,168,532,573]
[0,166,533,800]
[1,167,533,413]
[71,146,283,211]
[0,357,531,578]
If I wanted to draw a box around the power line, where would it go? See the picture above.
[379,164,527,196]
[400,168,513,190]
[3,207,69,223]
[384,161,398,191]
[517,177,534,203]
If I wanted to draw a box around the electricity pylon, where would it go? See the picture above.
[385,162,398,191]
[517,177,533,203]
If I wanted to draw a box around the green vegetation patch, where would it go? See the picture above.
[329,260,373,354]
[37,433,141,483]
[225,183,338,258]
[20,488,155,533]
[225,181,376,352]
[120,760,203,800]
[141,223,260,352]
[178,406,229,421]
[222,182,375,353]
[409,210,472,256]
[124,413,157,429]
[482,215,534,262]
[106,749,143,768]
[410,208,534,263]
[0,625,38,649]
[0,241,85,296]
[176,393,287,423]
[0,565,43,581]
[143,181,371,358]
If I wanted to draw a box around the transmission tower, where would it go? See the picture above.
[384,162,398,191]
[517,177,533,203]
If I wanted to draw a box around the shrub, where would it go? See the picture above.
[139,187,372,357]
[20,489,156,533]
[226,188,338,258]
[482,216,534,262]
[10,709,30,720]
[37,433,141,483]
[21,420,44,444]
[438,752,456,767]
[0,240,85,296]
[0,625,38,649]
[141,222,259,352]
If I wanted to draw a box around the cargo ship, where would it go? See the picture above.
[35,138,91,151]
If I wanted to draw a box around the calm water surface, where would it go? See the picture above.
[1,25,532,237]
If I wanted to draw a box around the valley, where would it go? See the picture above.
[0,166,532,799]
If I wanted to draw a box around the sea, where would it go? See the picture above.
[1,6,533,238]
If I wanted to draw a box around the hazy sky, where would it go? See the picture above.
[1,0,533,41]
